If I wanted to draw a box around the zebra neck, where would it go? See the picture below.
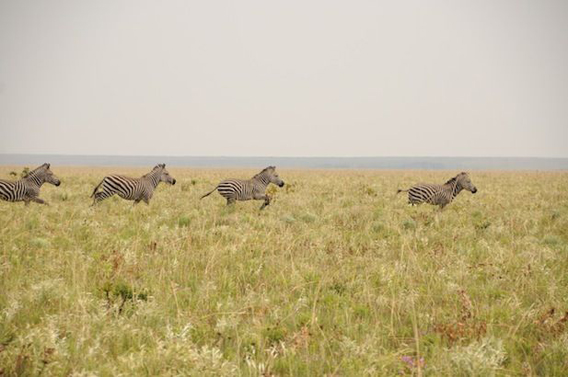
[146,170,161,188]
[22,173,43,187]
[254,174,270,188]
[451,183,463,198]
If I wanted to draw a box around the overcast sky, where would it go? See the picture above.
[0,1,567,157]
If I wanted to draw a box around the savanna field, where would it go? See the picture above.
[1,167,567,376]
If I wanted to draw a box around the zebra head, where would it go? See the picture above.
[156,164,176,185]
[263,166,285,187]
[455,172,477,194]
[30,163,61,186]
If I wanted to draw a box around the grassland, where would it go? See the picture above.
[1,167,567,376]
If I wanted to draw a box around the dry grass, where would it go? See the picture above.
[1,167,567,376]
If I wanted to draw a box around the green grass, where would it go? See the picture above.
[1,167,567,376]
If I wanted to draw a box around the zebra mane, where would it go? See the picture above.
[254,166,275,178]
[143,164,165,178]
[23,163,50,178]
[444,172,467,185]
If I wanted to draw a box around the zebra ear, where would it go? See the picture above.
[45,163,50,169]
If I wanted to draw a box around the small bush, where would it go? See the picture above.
[178,216,191,227]
[402,219,416,230]
[263,327,286,345]
[20,167,30,178]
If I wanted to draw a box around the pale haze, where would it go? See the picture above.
[0,0,567,157]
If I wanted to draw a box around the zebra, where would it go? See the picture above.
[91,164,176,205]
[0,163,61,205]
[201,166,285,209]
[397,172,477,209]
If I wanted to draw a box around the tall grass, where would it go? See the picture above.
[1,167,567,376]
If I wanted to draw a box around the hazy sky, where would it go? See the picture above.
[0,1,567,157]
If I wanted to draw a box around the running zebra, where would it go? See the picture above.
[201,166,285,209]
[91,164,176,205]
[397,172,478,208]
[0,163,61,205]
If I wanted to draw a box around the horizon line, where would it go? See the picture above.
[1,153,568,160]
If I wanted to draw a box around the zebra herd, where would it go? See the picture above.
[0,163,478,209]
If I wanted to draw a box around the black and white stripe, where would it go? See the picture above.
[91,164,176,205]
[397,172,478,208]
[0,163,61,205]
[201,166,285,209]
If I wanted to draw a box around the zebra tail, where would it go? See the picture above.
[396,188,408,194]
[91,179,104,198]
[200,186,217,199]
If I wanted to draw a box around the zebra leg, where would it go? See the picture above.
[30,196,47,205]
[259,195,271,210]
[408,194,416,206]
[93,191,113,205]
[226,198,236,206]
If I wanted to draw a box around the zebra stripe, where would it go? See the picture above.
[91,164,176,205]
[398,172,477,208]
[0,163,61,205]
[0,181,27,202]
[201,166,285,209]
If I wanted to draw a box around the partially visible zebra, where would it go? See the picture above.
[91,164,176,205]
[201,166,285,209]
[0,163,61,205]
[397,172,477,208]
